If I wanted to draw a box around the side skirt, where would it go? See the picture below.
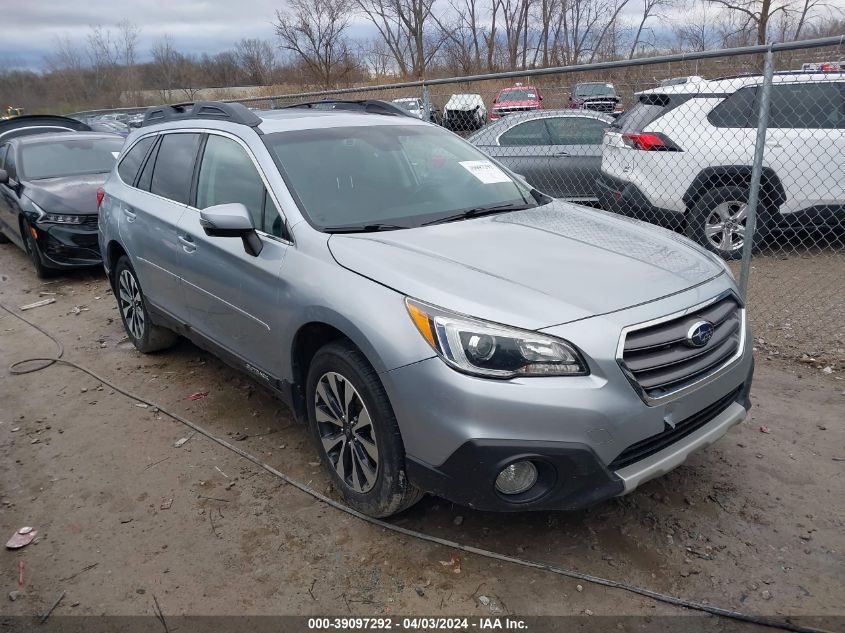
[146,303,304,423]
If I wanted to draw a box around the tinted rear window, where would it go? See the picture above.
[708,87,756,128]
[613,94,694,132]
[768,82,844,129]
[118,136,155,185]
[20,137,124,179]
[149,133,201,204]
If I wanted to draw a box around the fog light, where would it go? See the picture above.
[495,461,538,495]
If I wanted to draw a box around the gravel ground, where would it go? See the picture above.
[0,244,843,629]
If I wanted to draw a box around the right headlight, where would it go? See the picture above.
[405,298,588,378]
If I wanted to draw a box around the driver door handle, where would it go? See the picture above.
[178,234,196,253]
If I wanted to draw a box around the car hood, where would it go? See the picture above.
[445,96,484,111]
[22,173,108,215]
[328,202,723,330]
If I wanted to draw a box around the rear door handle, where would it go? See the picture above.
[178,234,196,252]
[123,207,137,222]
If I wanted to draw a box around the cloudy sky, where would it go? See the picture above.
[0,0,313,70]
[1,0,842,71]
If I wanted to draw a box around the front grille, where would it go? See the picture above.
[584,102,616,113]
[620,295,742,399]
[608,385,741,471]
[495,106,538,114]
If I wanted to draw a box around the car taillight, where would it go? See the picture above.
[621,132,681,151]
[96,187,105,209]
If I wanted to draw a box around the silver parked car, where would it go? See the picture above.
[469,110,614,203]
[99,100,753,517]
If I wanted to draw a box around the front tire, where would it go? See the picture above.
[21,218,53,279]
[686,186,772,260]
[306,341,423,517]
[114,256,177,353]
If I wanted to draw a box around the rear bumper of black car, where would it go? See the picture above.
[32,220,102,268]
[596,173,684,229]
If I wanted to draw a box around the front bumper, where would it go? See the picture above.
[385,283,754,512]
[32,220,102,268]
[596,172,684,229]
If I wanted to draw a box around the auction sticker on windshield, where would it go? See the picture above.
[459,160,511,184]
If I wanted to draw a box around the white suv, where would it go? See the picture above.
[597,73,845,259]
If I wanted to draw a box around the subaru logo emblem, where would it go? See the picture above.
[686,321,715,348]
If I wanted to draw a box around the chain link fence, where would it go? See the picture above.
[71,37,845,372]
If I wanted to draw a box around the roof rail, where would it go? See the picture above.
[712,69,845,81]
[141,101,263,130]
[282,99,414,118]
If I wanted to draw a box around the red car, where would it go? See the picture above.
[489,84,543,120]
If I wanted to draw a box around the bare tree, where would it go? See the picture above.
[116,20,140,104]
[435,0,486,73]
[500,0,532,69]
[44,35,88,106]
[86,25,119,100]
[354,0,445,78]
[629,0,675,58]
[150,34,183,101]
[201,51,244,87]
[674,1,719,51]
[235,38,276,85]
[275,0,357,88]
[705,0,791,44]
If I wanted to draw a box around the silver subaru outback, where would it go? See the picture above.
[99,101,753,517]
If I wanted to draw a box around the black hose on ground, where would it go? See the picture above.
[0,300,832,633]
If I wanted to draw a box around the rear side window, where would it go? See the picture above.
[137,138,159,192]
[499,119,552,146]
[708,87,757,128]
[547,117,607,145]
[613,94,693,132]
[118,136,155,185]
[768,82,844,129]
[149,133,201,204]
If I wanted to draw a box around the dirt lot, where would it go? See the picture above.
[1,243,843,629]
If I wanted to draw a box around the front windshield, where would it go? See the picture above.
[20,137,124,179]
[575,83,616,97]
[264,125,541,231]
[498,89,537,101]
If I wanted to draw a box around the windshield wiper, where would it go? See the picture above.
[323,223,407,234]
[422,202,535,226]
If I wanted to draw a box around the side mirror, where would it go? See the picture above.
[199,203,263,257]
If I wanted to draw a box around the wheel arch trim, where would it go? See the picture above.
[682,166,786,210]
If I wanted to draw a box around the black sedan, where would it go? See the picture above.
[468,110,614,204]
[0,132,124,277]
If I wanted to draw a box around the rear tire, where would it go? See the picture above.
[306,340,423,517]
[114,255,177,353]
[686,185,773,260]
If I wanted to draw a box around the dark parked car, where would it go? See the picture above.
[0,114,90,143]
[0,132,124,277]
[469,110,614,203]
[569,82,621,113]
